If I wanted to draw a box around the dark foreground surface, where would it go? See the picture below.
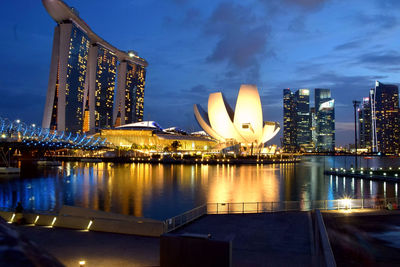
[323,210,400,267]
[15,225,159,267]
[173,212,314,267]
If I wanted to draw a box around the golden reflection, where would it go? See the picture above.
[67,163,286,218]
[208,164,279,203]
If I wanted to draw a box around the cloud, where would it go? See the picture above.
[356,13,398,30]
[204,2,270,82]
[355,50,400,70]
[334,40,363,51]
[283,0,328,9]
[336,122,354,132]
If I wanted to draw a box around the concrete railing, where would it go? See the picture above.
[313,210,336,267]
[0,206,165,237]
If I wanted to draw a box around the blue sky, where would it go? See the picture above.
[1,0,400,146]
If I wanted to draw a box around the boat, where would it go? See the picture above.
[0,167,20,175]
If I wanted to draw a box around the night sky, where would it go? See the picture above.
[1,0,399,146]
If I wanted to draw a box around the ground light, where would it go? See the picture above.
[79,260,86,266]
[339,198,352,210]
[86,220,93,230]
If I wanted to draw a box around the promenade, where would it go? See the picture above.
[172,212,314,266]
[12,209,400,266]
[16,225,159,267]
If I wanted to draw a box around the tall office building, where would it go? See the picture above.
[283,89,311,152]
[358,97,372,151]
[283,89,296,152]
[315,89,335,152]
[295,89,312,151]
[371,81,399,154]
[42,0,148,133]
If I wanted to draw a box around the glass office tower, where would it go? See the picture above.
[358,97,372,151]
[295,89,312,151]
[283,89,297,152]
[315,89,335,152]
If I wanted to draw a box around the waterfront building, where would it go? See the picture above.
[295,89,312,151]
[358,97,372,151]
[194,84,280,153]
[99,121,215,151]
[42,0,148,134]
[371,81,399,154]
[315,89,335,152]
[283,89,297,152]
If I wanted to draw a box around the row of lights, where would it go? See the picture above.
[8,213,91,266]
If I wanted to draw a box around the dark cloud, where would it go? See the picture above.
[356,13,398,30]
[288,16,307,32]
[204,2,269,82]
[283,0,328,9]
[375,0,400,9]
[334,40,363,51]
[356,50,400,70]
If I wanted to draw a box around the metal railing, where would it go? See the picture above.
[206,197,399,215]
[163,197,399,232]
[164,204,207,232]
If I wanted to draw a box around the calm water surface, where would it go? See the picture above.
[0,156,399,220]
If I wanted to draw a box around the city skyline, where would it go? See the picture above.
[1,0,400,145]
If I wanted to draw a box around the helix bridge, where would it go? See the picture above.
[0,117,108,151]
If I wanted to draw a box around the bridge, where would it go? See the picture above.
[0,117,109,164]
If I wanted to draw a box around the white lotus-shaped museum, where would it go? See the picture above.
[193,84,280,148]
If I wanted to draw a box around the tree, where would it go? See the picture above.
[170,141,181,152]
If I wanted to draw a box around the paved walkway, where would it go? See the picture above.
[173,212,314,267]
[15,225,159,267]
[323,210,400,266]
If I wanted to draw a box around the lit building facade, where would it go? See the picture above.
[283,89,296,152]
[358,97,372,151]
[114,62,146,125]
[282,88,335,152]
[371,81,399,154]
[315,89,335,152]
[42,0,148,134]
[194,85,280,153]
[295,89,312,151]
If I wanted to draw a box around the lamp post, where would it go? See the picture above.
[353,100,360,170]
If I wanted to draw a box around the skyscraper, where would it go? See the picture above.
[283,88,311,152]
[42,0,148,134]
[295,89,312,151]
[315,89,335,152]
[358,97,372,151]
[283,89,296,152]
[371,81,399,154]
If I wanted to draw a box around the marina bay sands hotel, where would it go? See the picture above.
[41,0,148,134]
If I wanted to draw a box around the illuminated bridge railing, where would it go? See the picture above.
[0,117,109,150]
[206,197,399,214]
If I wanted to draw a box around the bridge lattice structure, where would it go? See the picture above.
[0,117,108,150]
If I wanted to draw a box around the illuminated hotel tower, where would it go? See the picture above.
[41,0,148,133]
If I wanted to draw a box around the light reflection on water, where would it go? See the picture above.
[0,156,398,220]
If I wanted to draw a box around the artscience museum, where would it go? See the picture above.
[194,84,280,153]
